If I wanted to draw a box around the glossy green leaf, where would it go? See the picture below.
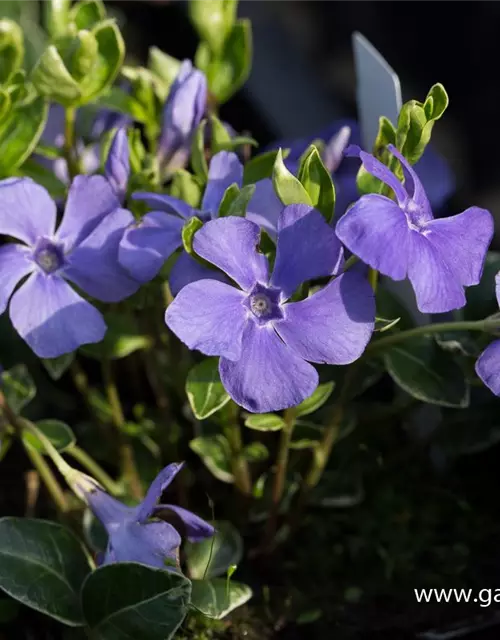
[44,0,71,38]
[190,579,252,619]
[0,518,90,626]
[209,113,232,150]
[384,337,469,408]
[182,216,204,256]
[186,358,230,419]
[243,148,290,185]
[217,183,240,217]
[0,95,48,176]
[0,19,24,84]
[81,563,191,640]
[190,435,234,483]
[298,145,335,222]
[96,86,149,124]
[148,46,181,89]
[189,0,237,54]
[1,364,36,413]
[170,169,202,208]
[224,184,256,217]
[23,419,76,453]
[272,148,312,206]
[69,0,106,30]
[32,44,82,104]
[242,442,269,462]
[185,520,242,580]
[244,413,284,431]
[295,382,335,417]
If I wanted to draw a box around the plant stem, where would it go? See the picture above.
[265,408,296,546]
[304,403,343,490]
[64,106,79,179]
[224,402,251,496]
[101,359,143,500]
[23,443,69,513]
[66,445,121,495]
[366,319,488,356]
[368,267,379,292]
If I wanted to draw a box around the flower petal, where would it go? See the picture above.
[0,178,56,244]
[476,340,500,396]
[270,205,344,298]
[201,151,243,215]
[422,207,493,287]
[86,486,133,529]
[387,144,432,216]
[106,520,181,570]
[136,462,184,523]
[64,208,140,302]
[336,193,411,281]
[276,270,374,364]
[119,211,184,283]
[169,251,228,296]
[0,244,34,314]
[156,505,215,542]
[219,322,318,413]
[56,175,120,249]
[132,191,194,220]
[407,232,466,313]
[166,279,247,361]
[193,217,268,291]
[246,178,283,237]
[105,126,129,203]
[9,273,106,357]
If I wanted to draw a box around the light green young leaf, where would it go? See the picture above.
[190,579,252,619]
[272,148,312,206]
[186,358,230,420]
[244,413,285,431]
[190,435,234,483]
[298,145,335,222]
[182,216,204,256]
[295,382,335,417]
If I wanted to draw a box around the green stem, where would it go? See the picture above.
[64,107,79,179]
[101,359,143,500]
[264,408,296,547]
[23,442,69,513]
[66,445,121,495]
[366,319,488,356]
[368,267,379,292]
[224,403,251,496]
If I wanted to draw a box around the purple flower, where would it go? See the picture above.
[166,209,375,413]
[476,273,500,395]
[265,119,456,219]
[158,60,207,174]
[119,151,243,292]
[105,126,130,203]
[0,176,140,357]
[336,144,493,314]
[83,462,214,569]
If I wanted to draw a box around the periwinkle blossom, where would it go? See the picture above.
[82,462,214,569]
[166,209,375,413]
[119,151,243,294]
[158,60,207,174]
[105,126,130,203]
[0,176,140,357]
[476,273,500,395]
[336,144,493,314]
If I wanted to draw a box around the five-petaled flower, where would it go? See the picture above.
[475,272,500,396]
[165,208,375,413]
[336,144,494,314]
[0,176,140,357]
[82,462,214,569]
[158,59,207,175]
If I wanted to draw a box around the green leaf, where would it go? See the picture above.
[242,442,269,462]
[170,170,202,208]
[1,364,36,413]
[190,435,234,483]
[224,184,256,217]
[244,413,284,431]
[81,312,151,360]
[41,352,74,381]
[373,115,397,154]
[384,337,469,408]
[44,0,71,38]
[272,148,312,206]
[191,119,208,180]
[209,113,232,151]
[0,518,90,626]
[95,86,149,124]
[182,216,204,256]
[217,183,240,217]
[23,419,76,453]
[243,148,290,185]
[148,46,181,89]
[69,0,106,30]
[32,45,82,104]
[81,563,191,640]
[18,157,67,200]
[197,19,252,104]
[186,358,230,420]
[190,579,252,619]
[297,145,335,222]
[185,521,242,580]
[189,0,237,55]
[295,382,335,417]
[0,95,48,177]
[0,19,24,84]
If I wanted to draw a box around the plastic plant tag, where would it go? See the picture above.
[352,32,402,152]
